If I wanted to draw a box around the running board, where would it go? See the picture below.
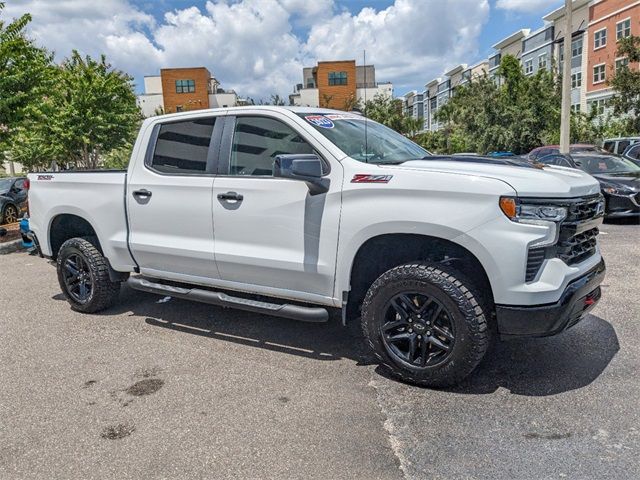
[127,276,329,323]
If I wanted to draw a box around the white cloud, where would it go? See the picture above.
[495,0,559,14]
[4,0,490,99]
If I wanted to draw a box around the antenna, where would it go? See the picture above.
[363,49,368,162]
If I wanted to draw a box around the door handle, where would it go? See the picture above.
[133,189,152,198]
[217,191,243,202]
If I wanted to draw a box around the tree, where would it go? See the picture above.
[610,35,640,133]
[428,54,561,154]
[363,94,407,132]
[10,51,140,170]
[0,2,54,159]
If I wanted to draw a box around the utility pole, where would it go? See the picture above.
[559,0,573,154]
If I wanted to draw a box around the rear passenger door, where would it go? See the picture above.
[127,114,223,283]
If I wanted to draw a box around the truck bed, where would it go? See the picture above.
[27,170,136,271]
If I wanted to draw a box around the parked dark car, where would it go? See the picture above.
[537,153,640,218]
[622,143,640,167]
[527,144,602,161]
[0,177,29,224]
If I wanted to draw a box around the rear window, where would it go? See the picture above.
[150,117,216,174]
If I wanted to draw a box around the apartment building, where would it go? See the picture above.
[136,67,238,117]
[586,0,640,117]
[401,90,424,122]
[521,25,554,77]
[423,60,488,132]
[418,0,639,131]
[289,60,393,110]
[543,0,591,113]
[490,29,530,83]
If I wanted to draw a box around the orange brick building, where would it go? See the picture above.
[586,0,640,114]
[137,67,239,117]
[315,60,358,109]
[160,67,212,113]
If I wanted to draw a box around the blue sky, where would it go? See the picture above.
[7,0,563,98]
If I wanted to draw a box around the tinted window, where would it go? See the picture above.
[151,117,216,174]
[577,155,640,174]
[230,117,314,176]
[13,179,25,190]
[616,141,630,154]
[603,141,615,153]
[626,144,640,160]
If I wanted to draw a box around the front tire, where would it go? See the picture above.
[361,263,490,387]
[56,237,121,313]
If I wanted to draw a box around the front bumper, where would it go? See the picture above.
[604,192,640,218]
[496,258,605,338]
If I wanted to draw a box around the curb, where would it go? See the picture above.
[0,240,25,255]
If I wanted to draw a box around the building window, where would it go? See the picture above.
[328,71,348,86]
[538,54,548,70]
[571,104,581,113]
[175,79,195,93]
[524,59,533,75]
[594,29,606,49]
[572,37,583,58]
[593,64,606,84]
[615,57,629,73]
[571,72,582,89]
[617,19,631,40]
[176,105,183,112]
[588,98,608,115]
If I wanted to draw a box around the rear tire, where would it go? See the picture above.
[56,237,121,313]
[361,262,490,387]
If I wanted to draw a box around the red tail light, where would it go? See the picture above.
[23,178,30,190]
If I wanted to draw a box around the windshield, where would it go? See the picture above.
[0,179,13,191]
[297,113,429,164]
[576,155,640,174]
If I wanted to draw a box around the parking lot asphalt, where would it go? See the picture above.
[0,220,638,479]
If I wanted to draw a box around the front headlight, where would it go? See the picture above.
[499,197,567,224]
[499,197,567,247]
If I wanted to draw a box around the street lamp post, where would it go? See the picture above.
[559,0,573,154]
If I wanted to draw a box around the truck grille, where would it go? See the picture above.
[557,227,599,265]
[566,197,603,222]
[524,195,603,282]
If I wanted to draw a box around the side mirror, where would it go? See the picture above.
[274,154,330,195]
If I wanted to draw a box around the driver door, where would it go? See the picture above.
[211,112,343,303]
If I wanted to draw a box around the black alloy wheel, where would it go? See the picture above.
[62,253,94,304]
[382,292,455,368]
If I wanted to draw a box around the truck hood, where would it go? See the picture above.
[384,160,601,198]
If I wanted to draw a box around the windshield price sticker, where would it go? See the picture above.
[305,115,334,128]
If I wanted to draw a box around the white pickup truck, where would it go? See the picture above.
[27,106,606,386]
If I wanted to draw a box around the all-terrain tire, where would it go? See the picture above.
[361,262,490,387]
[56,237,121,313]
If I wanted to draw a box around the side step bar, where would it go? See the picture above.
[126,276,329,323]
